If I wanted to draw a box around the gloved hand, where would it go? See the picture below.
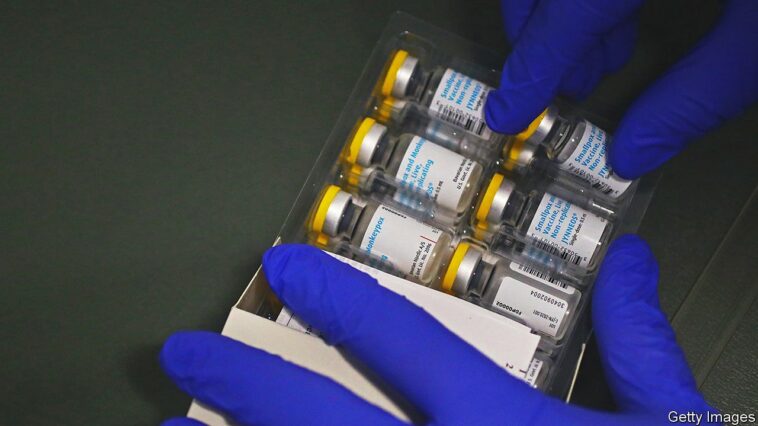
[485,0,758,179]
[160,235,716,425]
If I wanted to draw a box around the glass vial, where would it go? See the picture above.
[380,50,494,140]
[503,107,632,200]
[441,242,580,341]
[473,173,613,271]
[373,100,504,166]
[309,185,455,285]
[341,117,484,218]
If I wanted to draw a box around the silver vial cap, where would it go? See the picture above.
[486,178,516,224]
[525,106,558,146]
[321,190,352,237]
[443,242,482,295]
[511,138,539,168]
[356,121,388,167]
[391,55,419,98]
[450,244,484,295]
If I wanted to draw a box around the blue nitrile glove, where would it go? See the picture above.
[485,0,758,179]
[160,235,717,425]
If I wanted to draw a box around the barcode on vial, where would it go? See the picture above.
[531,238,583,266]
[515,263,568,289]
[591,181,614,195]
[438,105,487,136]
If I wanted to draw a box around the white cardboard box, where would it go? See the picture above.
[187,251,540,425]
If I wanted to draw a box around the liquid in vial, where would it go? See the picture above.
[341,117,484,219]
[473,173,612,271]
[309,185,455,285]
[381,50,495,140]
[503,107,632,199]
[373,100,504,166]
[441,241,580,341]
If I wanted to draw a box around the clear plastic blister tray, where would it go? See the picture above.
[254,12,657,399]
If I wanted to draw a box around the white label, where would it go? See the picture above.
[359,205,442,280]
[394,136,477,212]
[275,306,322,337]
[492,277,568,337]
[522,357,544,387]
[527,193,607,268]
[429,68,493,139]
[509,262,575,295]
[559,121,631,198]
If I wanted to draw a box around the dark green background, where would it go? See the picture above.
[2,1,756,424]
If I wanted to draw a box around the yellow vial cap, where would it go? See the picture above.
[514,109,548,144]
[502,137,527,171]
[311,185,353,246]
[475,173,505,227]
[346,118,377,165]
[381,50,409,97]
[442,242,470,294]
[311,185,342,234]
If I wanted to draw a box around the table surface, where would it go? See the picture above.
[2,1,756,424]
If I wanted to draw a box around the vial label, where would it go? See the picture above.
[527,193,607,268]
[522,357,544,387]
[276,306,322,337]
[429,68,493,139]
[394,136,476,212]
[509,262,575,295]
[359,204,442,280]
[559,121,631,198]
[492,277,568,337]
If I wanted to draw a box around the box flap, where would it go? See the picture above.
[188,253,540,425]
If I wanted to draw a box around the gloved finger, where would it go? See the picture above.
[263,245,550,424]
[486,0,645,134]
[161,417,207,426]
[160,331,405,426]
[502,1,637,96]
[592,235,713,413]
[601,17,638,74]
[558,45,606,99]
[558,17,638,99]
[263,245,656,425]
[500,0,539,43]
[609,0,758,179]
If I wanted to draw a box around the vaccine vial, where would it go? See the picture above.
[341,117,484,218]
[380,50,496,140]
[310,185,455,285]
[473,173,612,271]
[373,99,504,166]
[503,107,632,199]
[441,241,580,341]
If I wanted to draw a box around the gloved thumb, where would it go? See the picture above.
[592,235,713,414]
